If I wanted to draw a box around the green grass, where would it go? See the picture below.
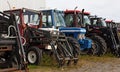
[28,53,118,72]
[80,53,116,62]
[28,53,57,68]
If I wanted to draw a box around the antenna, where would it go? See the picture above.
[74,6,78,14]
[74,6,78,10]
[7,1,12,10]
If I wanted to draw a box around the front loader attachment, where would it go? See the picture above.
[0,12,28,72]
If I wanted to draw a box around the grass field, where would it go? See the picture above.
[28,53,118,72]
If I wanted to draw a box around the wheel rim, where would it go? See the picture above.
[28,51,37,64]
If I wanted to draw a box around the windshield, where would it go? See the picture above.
[54,11,66,27]
[84,15,91,25]
[64,14,74,27]
[92,18,107,27]
[64,13,91,27]
[101,19,107,27]
[106,22,113,27]
[42,11,52,27]
[24,14,40,25]
[42,10,66,28]
[64,13,82,27]
[14,10,40,26]
[106,22,117,28]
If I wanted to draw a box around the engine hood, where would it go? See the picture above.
[59,27,86,34]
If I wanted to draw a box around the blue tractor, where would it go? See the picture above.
[41,9,93,54]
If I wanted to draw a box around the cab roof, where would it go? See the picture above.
[4,8,40,15]
[40,9,63,13]
[64,10,90,15]
[105,20,113,23]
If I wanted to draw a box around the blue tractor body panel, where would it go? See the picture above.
[78,39,92,50]
[59,27,92,50]
[59,27,86,33]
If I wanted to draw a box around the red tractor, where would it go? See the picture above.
[4,8,43,65]
[105,20,120,32]
[89,16,120,57]
[105,19,120,56]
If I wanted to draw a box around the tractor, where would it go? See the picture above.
[105,20,120,55]
[0,12,28,71]
[89,16,120,56]
[4,8,79,67]
[64,9,107,56]
[41,9,92,55]
[106,20,120,32]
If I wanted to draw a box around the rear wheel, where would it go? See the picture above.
[89,35,107,56]
[26,46,42,65]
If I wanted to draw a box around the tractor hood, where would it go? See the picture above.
[59,27,86,34]
[39,28,59,35]
[39,28,59,31]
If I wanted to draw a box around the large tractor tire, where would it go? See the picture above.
[67,37,80,64]
[89,35,107,56]
[26,46,42,65]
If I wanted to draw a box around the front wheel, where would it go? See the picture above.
[26,46,42,65]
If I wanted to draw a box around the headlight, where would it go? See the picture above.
[50,30,59,35]
[45,45,57,50]
[78,34,85,39]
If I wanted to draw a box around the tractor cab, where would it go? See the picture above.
[4,8,42,36]
[41,9,65,32]
[42,10,65,28]
[87,17,108,33]
[90,17,107,27]
[105,20,117,28]
[64,10,91,27]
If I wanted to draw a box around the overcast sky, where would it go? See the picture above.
[46,0,120,22]
[0,0,46,10]
[0,0,120,22]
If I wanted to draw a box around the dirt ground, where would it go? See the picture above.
[29,55,120,72]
